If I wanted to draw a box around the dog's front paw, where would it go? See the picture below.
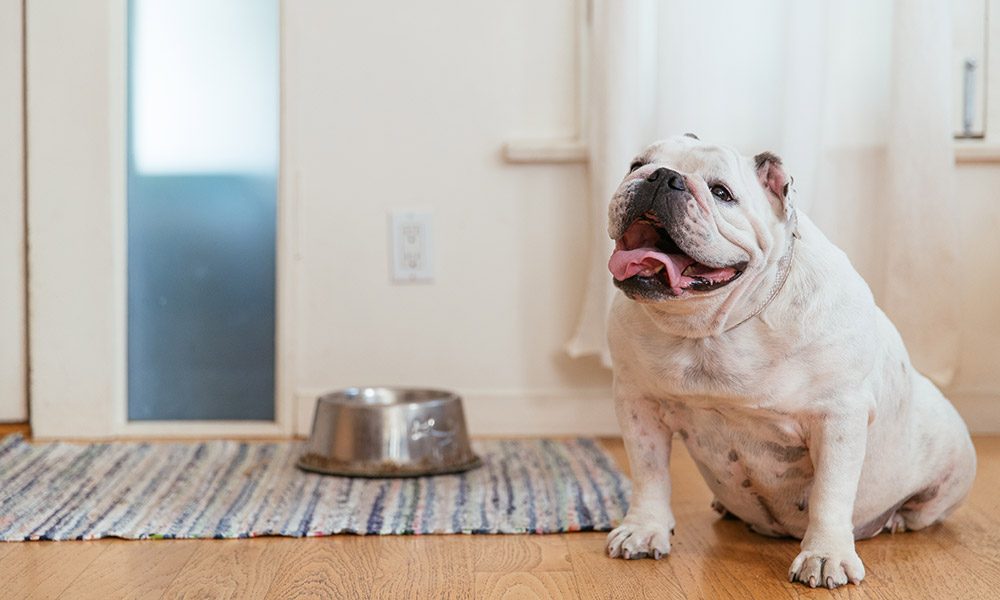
[788,546,865,589]
[606,517,674,560]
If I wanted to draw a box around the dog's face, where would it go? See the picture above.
[608,134,794,305]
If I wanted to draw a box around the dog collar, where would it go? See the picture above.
[725,231,798,333]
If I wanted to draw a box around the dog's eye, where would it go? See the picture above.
[711,185,735,203]
[628,160,644,173]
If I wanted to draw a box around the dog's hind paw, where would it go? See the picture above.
[884,511,908,534]
[711,498,739,520]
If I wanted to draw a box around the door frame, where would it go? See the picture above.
[0,0,26,423]
[26,0,296,439]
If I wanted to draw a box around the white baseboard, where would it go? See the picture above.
[294,387,620,438]
[294,388,1000,438]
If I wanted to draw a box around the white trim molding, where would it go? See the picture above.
[501,0,590,165]
[952,0,1000,163]
[27,0,295,440]
[0,0,27,422]
[502,138,588,164]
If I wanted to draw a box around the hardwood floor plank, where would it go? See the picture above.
[0,541,106,600]
[0,541,17,562]
[855,530,989,599]
[266,534,474,600]
[566,533,686,600]
[969,436,1000,515]
[473,533,572,573]
[672,518,797,599]
[931,504,1000,574]
[159,538,290,600]
[368,535,474,600]
[0,422,30,440]
[58,539,197,600]
[475,572,578,600]
[261,537,371,600]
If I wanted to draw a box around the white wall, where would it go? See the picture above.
[0,0,27,422]
[948,163,1000,433]
[283,0,616,435]
[280,0,1000,436]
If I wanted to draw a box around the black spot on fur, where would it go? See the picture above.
[728,449,739,462]
[741,479,752,488]
[782,467,809,479]
[763,442,808,463]
[678,429,689,440]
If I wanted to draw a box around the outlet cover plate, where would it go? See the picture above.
[390,210,433,282]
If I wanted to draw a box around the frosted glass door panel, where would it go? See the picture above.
[127,0,278,421]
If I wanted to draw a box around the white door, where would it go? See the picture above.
[0,0,27,423]
[26,0,296,438]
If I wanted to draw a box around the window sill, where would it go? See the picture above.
[955,143,1000,163]
[504,140,1000,165]
[502,138,588,164]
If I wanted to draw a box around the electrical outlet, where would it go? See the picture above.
[390,210,433,282]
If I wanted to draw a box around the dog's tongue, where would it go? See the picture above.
[609,249,739,295]
[609,249,690,287]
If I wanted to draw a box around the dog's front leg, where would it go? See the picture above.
[789,412,869,588]
[606,387,675,560]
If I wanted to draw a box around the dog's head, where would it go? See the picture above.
[608,134,796,315]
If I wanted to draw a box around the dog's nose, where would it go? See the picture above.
[646,167,687,191]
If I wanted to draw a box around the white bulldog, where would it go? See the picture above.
[603,134,977,588]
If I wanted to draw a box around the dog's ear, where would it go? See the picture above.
[754,151,794,220]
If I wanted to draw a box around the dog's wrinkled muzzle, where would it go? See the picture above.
[608,168,744,299]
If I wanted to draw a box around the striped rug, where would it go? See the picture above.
[0,434,629,541]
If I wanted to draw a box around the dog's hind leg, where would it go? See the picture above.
[711,498,739,520]
[898,461,975,532]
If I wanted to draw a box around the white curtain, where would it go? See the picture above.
[567,0,960,386]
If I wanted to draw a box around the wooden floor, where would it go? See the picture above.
[1,424,998,599]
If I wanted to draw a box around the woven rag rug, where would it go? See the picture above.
[0,435,630,541]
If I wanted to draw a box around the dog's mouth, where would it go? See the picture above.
[609,214,746,298]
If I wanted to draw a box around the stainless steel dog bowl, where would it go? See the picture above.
[297,387,482,477]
